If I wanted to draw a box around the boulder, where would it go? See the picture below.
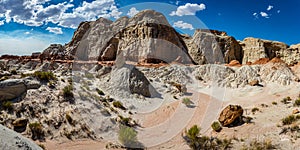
[129,67,151,97]
[218,105,243,127]
[249,80,259,86]
[42,44,66,60]
[12,118,28,127]
[0,124,42,150]
[293,109,300,114]
[12,118,28,133]
[0,79,40,101]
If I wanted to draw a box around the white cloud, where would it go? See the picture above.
[0,0,122,29]
[0,20,4,26]
[277,10,281,13]
[46,27,63,34]
[170,3,206,16]
[24,31,31,35]
[173,21,194,30]
[127,7,139,17]
[260,12,269,18]
[267,5,273,11]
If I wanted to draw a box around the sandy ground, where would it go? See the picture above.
[41,82,300,150]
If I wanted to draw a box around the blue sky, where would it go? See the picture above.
[0,0,299,55]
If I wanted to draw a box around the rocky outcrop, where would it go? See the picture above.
[108,64,158,98]
[42,44,66,60]
[277,44,300,65]
[66,10,194,64]
[194,58,297,87]
[218,105,243,127]
[0,78,41,101]
[129,67,151,97]
[186,29,243,64]
[240,37,289,64]
[0,124,42,150]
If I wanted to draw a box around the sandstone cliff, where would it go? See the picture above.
[65,10,194,64]
[186,29,243,64]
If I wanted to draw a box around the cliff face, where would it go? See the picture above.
[240,37,289,64]
[186,29,243,64]
[42,9,300,65]
[65,10,194,64]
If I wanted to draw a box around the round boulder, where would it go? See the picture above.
[218,105,243,127]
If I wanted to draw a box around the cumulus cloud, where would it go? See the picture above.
[127,7,139,17]
[46,27,63,34]
[0,0,122,29]
[267,5,273,11]
[173,21,194,30]
[260,12,269,18]
[170,3,206,16]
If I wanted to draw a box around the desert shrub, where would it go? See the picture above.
[251,107,259,114]
[272,101,278,105]
[294,98,300,107]
[10,69,17,75]
[242,139,277,150]
[33,71,56,82]
[118,115,132,127]
[29,122,44,140]
[113,101,126,110]
[281,97,292,104]
[67,77,73,83]
[96,88,105,96]
[186,125,200,141]
[118,125,141,148]
[85,72,94,79]
[66,113,75,126]
[211,121,222,132]
[282,115,298,125]
[182,97,193,107]
[184,125,232,150]
[63,85,74,98]
[1,101,14,112]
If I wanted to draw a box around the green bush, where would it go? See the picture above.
[281,97,292,104]
[184,125,232,150]
[66,113,75,126]
[251,107,259,114]
[96,88,105,96]
[186,125,200,141]
[211,121,222,132]
[2,101,14,112]
[242,139,277,150]
[118,125,138,148]
[294,98,300,107]
[33,71,56,82]
[10,69,17,75]
[282,115,298,125]
[113,101,126,110]
[272,101,278,105]
[63,85,74,98]
[29,122,44,140]
[182,97,193,107]
[85,72,94,79]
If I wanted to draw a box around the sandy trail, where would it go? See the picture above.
[136,89,223,147]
